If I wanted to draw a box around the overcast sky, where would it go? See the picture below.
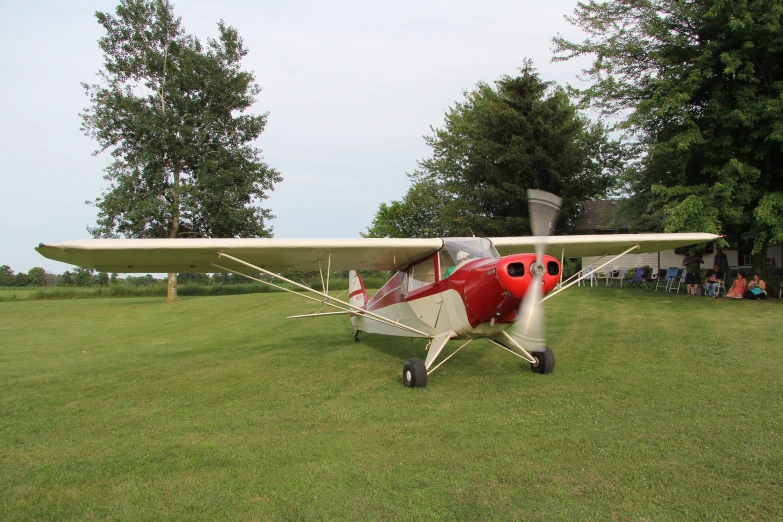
[0,0,591,274]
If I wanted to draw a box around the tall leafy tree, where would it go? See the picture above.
[14,273,29,287]
[362,179,451,238]
[27,267,46,287]
[74,267,94,287]
[82,0,282,301]
[0,265,14,287]
[57,272,74,287]
[366,62,623,238]
[554,0,783,276]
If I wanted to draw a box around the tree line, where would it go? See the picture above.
[71,0,783,290]
[363,0,783,279]
[0,268,281,288]
[1,264,390,289]
[0,264,258,288]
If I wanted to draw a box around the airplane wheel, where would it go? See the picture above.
[403,358,428,388]
[530,346,555,374]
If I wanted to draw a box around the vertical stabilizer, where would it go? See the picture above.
[348,270,368,330]
[349,270,368,310]
[349,270,368,329]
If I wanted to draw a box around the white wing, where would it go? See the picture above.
[36,232,719,273]
[35,238,444,273]
[491,233,720,257]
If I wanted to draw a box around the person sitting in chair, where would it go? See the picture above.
[703,264,724,297]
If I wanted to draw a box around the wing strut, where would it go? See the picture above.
[318,254,332,295]
[541,244,641,303]
[559,254,609,288]
[212,252,432,338]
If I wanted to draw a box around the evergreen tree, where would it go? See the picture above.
[366,62,622,238]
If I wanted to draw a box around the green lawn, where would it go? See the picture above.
[1,288,781,520]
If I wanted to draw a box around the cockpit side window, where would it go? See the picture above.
[408,254,438,293]
[439,250,456,280]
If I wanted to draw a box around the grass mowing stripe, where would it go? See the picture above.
[1,288,782,520]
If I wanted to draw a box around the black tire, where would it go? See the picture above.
[530,346,555,374]
[403,358,428,388]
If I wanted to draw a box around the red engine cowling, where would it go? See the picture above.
[495,254,561,299]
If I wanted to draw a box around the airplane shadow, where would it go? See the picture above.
[356,333,498,369]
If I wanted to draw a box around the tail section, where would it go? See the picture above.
[349,270,368,329]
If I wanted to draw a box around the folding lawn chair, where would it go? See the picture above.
[707,279,725,298]
[596,267,612,287]
[656,267,679,292]
[627,268,650,289]
[578,266,597,287]
[611,267,628,287]
[671,269,686,293]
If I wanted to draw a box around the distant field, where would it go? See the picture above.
[1,288,781,520]
[0,277,391,302]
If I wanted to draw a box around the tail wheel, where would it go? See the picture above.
[403,358,428,388]
[530,346,555,374]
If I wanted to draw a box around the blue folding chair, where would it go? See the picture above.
[655,267,679,292]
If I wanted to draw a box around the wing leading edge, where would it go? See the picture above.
[35,238,445,273]
[36,233,719,273]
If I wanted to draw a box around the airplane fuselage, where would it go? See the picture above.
[352,253,561,340]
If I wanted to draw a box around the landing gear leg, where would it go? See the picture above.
[530,346,555,374]
[354,330,361,343]
[403,358,428,388]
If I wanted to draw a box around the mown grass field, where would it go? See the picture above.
[1,287,782,520]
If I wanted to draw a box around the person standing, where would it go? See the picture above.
[682,248,703,296]
[713,247,730,280]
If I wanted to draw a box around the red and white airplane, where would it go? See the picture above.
[36,190,718,387]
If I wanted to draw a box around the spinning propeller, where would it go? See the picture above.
[507,189,562,356]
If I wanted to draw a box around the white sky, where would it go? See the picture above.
[0,0,591,274]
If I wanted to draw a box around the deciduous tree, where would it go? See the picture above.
[363,179,451,238]
[57,271,74,287]
[74,267,94,287]
[27,267,46,287]
[82,0,282,302]
[554,0,783,276]
[0,265,14,287]
[14,273,29,287]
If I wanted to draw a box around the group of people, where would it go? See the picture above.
[683,247,769,300]
[722,271,768,299]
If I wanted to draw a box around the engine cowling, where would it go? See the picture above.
[495,254,561,299]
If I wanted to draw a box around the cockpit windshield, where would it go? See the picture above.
[442,237,499,261]
[439,238,499,279]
